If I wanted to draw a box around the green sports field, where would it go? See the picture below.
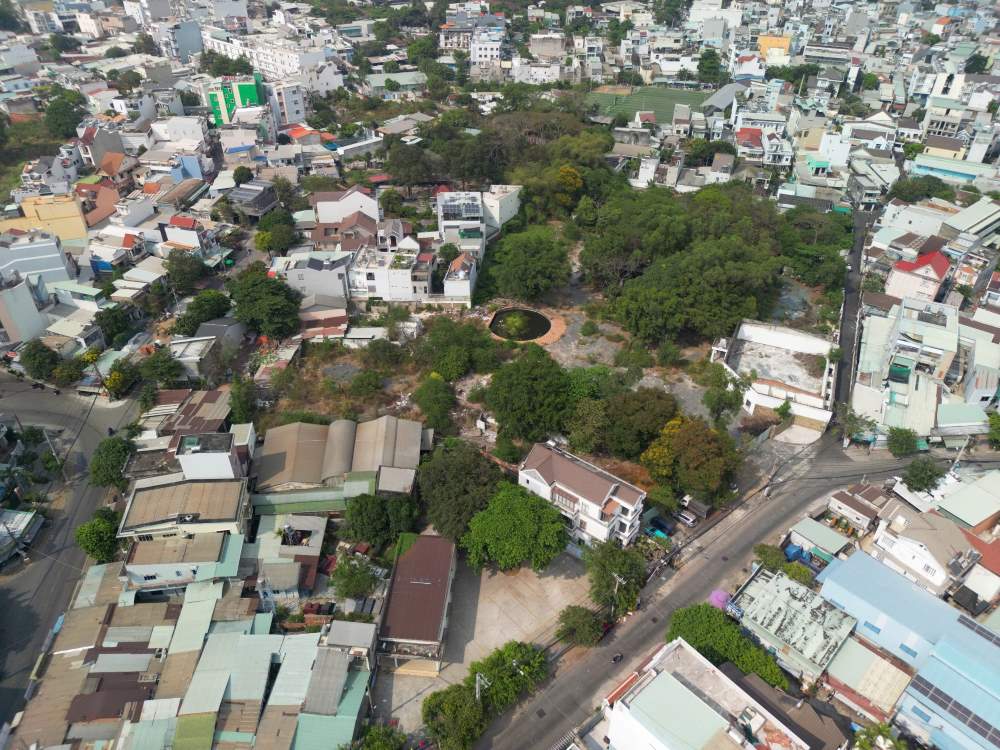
[586,86,710,122]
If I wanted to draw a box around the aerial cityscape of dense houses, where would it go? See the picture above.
[1,0,1000,747]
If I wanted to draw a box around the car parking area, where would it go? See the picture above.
[372,552,591,731]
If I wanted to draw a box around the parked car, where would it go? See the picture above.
[675,509,699,528]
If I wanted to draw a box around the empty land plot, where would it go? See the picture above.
[587,86,709,122]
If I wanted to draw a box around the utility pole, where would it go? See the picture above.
[610,572,627,617]
[951,435,971,473]
[474,672,491,703]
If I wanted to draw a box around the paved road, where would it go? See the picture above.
[478,436,1000,750]
[0,378,135,725]
[835,210,876,403]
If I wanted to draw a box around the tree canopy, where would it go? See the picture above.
[903,457,945,492]
[886,427,919,457]
[174,290,232,336]
[418,440,503,541]
[226,262,302,338]
[665,604,788,689]
[44,88,87,139]
[462,482,567,571]
[583,541,646,614]
[329,557,378,598]
[641,416,740,501]
[164,248,208,296]
[486,345,571,441]
[344,493,418,551]
[139,347,182,387]
[888,175,955,203]
[413,374,455,432]
[75,507,120,563]
[556,605,604,646]
[492,226,570,301]
[20,339,60,380]
[90,436,135,491]
[414,317,501,381]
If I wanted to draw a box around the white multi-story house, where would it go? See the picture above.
[519,443,645,548]
[312,184,379,224]
[0,230,75,289]
[201,27,330,81]
[871,501,979,597]
[469,27,503,64]
[267,80,307,125]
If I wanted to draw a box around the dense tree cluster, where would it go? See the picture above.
[665,604,788,689]
[225,262,302,338]
[888,175,955,203]
[641,416,740,502]
[417,440,503,540]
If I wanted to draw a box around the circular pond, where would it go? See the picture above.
[489,307,552,341]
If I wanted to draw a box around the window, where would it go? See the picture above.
[143,574,157,581]
[922,564,937,576]
[911,705,932,723]
[366,272,375,281]
[899,643,918,658]
[863,621,882,635]
[138,534,154,542]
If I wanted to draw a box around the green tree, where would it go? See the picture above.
[566,397,608,454]
[861,72,879,89]
[0,0,22,31]
[888,175,955,203]
[853,724,906,750]
[753,543,786,570]
[486,345,571,441]
[105,358,140,399]
[233,165,254,185]
[357,724,407,750]
[466,640,547,717]
[422,683,486,750]
[989,412,1000,449]
[44,90,87,138]
[887,427,919,457]
[903,141,925,160]
[834,403,876,440]
[965,53,989,74]
[116,70,142,95]
[226,262,302,338]
[697,48,724,83]
[575,195,597,226]
[139,347,182,386]
[49,33,81,56]
[418,440,502,541]
[903,456,945,492]
[94,305,131,343]
[415,317,501,381]
[256,223,298,254]
[344,493,417,550]
[75,508,120,563]
[173,290,231,336]
[257,208,294,232]
[641,416,739,499]
[603,388,678,460]
[379,188,404,216]
[165,248,208,296]
[583,541,646,614]
[90,436,134,490]
[229,374,257,423]
[385,142,436,193]
[349,370,382,398]
[330,557,378,598]
[493,226,570,302]
[683,138,737,167]
[133,32,159,55]
[413,373,455,432]
[556,605,604,646]
[105,46,128,58]
[51,357,86,388]
[699,362,750,426]
[19,339,60,380]
[665,604,788,689]
[462,482,567,571]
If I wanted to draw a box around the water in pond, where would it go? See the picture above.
[490,308,552,341]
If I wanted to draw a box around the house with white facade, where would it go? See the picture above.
[312,185,379,224]
[519,443,645,548]
[884,250,950,302]
[712,321,836,439]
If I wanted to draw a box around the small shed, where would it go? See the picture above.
[787,518,851,563]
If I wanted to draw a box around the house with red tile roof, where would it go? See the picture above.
[884,250,951,302]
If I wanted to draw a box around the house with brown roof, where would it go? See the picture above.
[379,534,456,671]
[518,443,645,548]
[118,474,251,540]
[97,151,139,195]
[311,184,379,224]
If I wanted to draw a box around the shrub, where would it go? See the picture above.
[580,320,599,336]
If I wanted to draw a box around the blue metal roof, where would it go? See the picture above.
[818,553,960,646]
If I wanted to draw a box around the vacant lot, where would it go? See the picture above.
[586,86,709,122]
[372,553,591,731]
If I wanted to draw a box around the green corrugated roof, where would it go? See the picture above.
[251,474,376,513]
[826,636,874,687]
[173,714,215,750]
[936,402,988,426]
[790,517,850,555]
[195,533,244,581]
[292,668,370,750]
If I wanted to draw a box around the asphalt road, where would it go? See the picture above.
[835,210,876,403]
[0,377,135,725]
[479,436,1000,750]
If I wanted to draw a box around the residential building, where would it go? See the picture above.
[200,27,330,81]
[0,195,89,249]
[884,250,950,302]
[227,180,279,220]
[519,443,645,548]
[118,475,251,539]
[437,191,487,258]
[121,531,243,592]
[823,636,913,724]
[711,321,836,438]
[312,185,379,224]
[0,230,75,288]
[268,79,307,125]
[871,502,979,596]
[603,638,812,750]
[826,486,881,532]
[379,534,456,672]
[363,72,428,101]
[0,274,50,343]
[269,250,352,300]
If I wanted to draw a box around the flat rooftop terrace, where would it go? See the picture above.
[729,338,826,395]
